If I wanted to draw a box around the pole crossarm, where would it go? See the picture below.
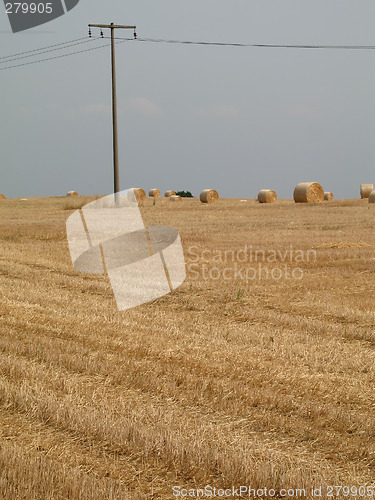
[88,24,136,29]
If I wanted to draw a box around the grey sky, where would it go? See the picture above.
[1,1,374,199]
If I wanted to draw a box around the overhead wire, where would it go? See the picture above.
[0,33,374,72]
[0,38,129,71]
[0,36,92,60]
[0,37,103,64]
[124,36,375,50]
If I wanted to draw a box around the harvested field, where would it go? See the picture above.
[0,196,374,499]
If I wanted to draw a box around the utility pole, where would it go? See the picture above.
[88,23,136,206]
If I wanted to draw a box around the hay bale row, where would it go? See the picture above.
[149,189,160,198]
[258,189,277,204]
[360,184,373,199]
[55,180,374,204]
[134,188,220,203]
[258,184,332,203]
[200,189,219,204]
[132,188,220,204]
[324,191,334,201]
[293,182,324,203]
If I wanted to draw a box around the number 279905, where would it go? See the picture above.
[5,3,53,14]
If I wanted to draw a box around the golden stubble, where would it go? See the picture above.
[0,195,374,499]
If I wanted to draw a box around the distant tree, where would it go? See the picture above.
[175,190,193,198]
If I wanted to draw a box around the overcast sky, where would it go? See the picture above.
[1,0,374,199]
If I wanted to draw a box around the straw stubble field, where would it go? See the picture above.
[0,196,374,499]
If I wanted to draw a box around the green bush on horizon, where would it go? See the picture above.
[175,190,193,198]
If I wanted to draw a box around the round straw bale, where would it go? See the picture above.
[360,184,374,199]
[258,189,277,203]
[324,191,334,201]
[164,190,176,197]
[200,189,219,204]
[149,189,160,197]
[129,188,146,203]
[67,191,78,197]
[169,195,182,202]
[368,190,375,203]
[293,182,324,203]
[0,194,6,199]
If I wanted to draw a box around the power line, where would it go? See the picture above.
[0,39,129,71]
[0,33,374,72]
[136,37,375,50]
[108,36,375,50]
[0,36,90,61]
[0,37,102,64]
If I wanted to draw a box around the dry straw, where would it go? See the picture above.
[164,190,176,197]
[149,189,161,198]
[293,182,324,203]
[130,188,146,203]
[360,184,373,199]
[324,192,334,201]
[368,191,375,204]
[200,189,219,204]
[0,194,6,200]
[258,189,277,203]
[66,191,78,197]
[169,195,182,202]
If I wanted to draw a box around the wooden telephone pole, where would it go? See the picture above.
[88,23,136,205]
